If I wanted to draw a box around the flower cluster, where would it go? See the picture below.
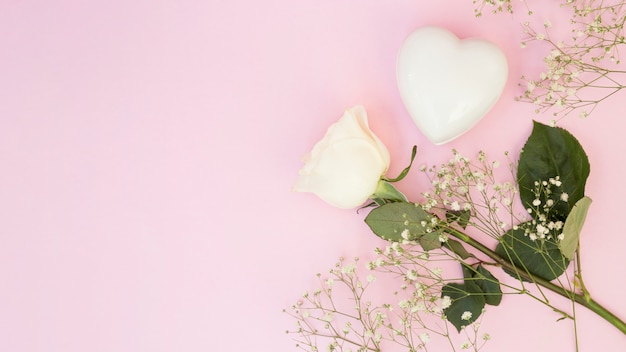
[420,150,523,240]
[520,177,568,242]
[473,0,517,16]
[285,249,491,352]
[480,0,626,120]
[289,105,626,351]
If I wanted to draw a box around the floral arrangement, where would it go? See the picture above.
[285,1,626,351]
[478,0,626,120]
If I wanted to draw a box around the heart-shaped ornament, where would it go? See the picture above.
[397,27,508,145]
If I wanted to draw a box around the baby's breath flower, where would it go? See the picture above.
[406,270,419,281]
[461,311,473,321]
[441,296,452,309]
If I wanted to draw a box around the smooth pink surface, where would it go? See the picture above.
[1,1,625,351]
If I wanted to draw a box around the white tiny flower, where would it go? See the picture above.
[533,199,541,206]
[536,224,548,236]
[413,302,426,312]
[461,311,472,321]
[420,332,431,344]
[326,278,334,287]
[441,296,452,309]
[367,274,376,283]
[401,228,410,240]
[374,332,382,343]
[451,201,461,211]
[406,270,418,281]
[341,263,356,275]
[560,192,569,202]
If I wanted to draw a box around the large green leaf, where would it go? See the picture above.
[441,282,485,332]
[495,224,570,281]
[517,121,590,221]
[364,202,435,242]
[444,239,474,260]
[559,196,592,260]
[472,265,503,306]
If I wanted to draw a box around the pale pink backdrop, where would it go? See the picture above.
[1,1,625,351]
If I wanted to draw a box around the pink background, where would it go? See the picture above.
[1,0,625,351]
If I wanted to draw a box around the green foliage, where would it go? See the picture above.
[444,239,474,260]
[365,202,439,248]
[419,231,444,251]
[517,121,590,221]
[384,145,417,182]
[498,121,588,282]
[496,225,569,281]
[372,180,407,204]
[442,264,502,332]
[560,196,592,260]
[471,265,503,306]
[446,210,471,229]
[441,282,485,332]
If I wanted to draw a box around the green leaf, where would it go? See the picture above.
[384,145,417,182]
[446,210,471,229]
[372,180,407,203]
[441,282,485,332]
[495,224,570,281]
[472,265,502,306]
[517,121,590,221]
[364,202,434,242]
[559,196,592,260]
[444,239,474,260]
[419,230,443,251]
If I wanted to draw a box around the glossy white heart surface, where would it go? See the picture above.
[396,27,508,145]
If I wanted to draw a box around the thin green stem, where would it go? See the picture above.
[445,227,626,335]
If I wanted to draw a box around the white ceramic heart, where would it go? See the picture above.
[396,27,508,145]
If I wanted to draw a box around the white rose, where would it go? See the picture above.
[293,106,390,209]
